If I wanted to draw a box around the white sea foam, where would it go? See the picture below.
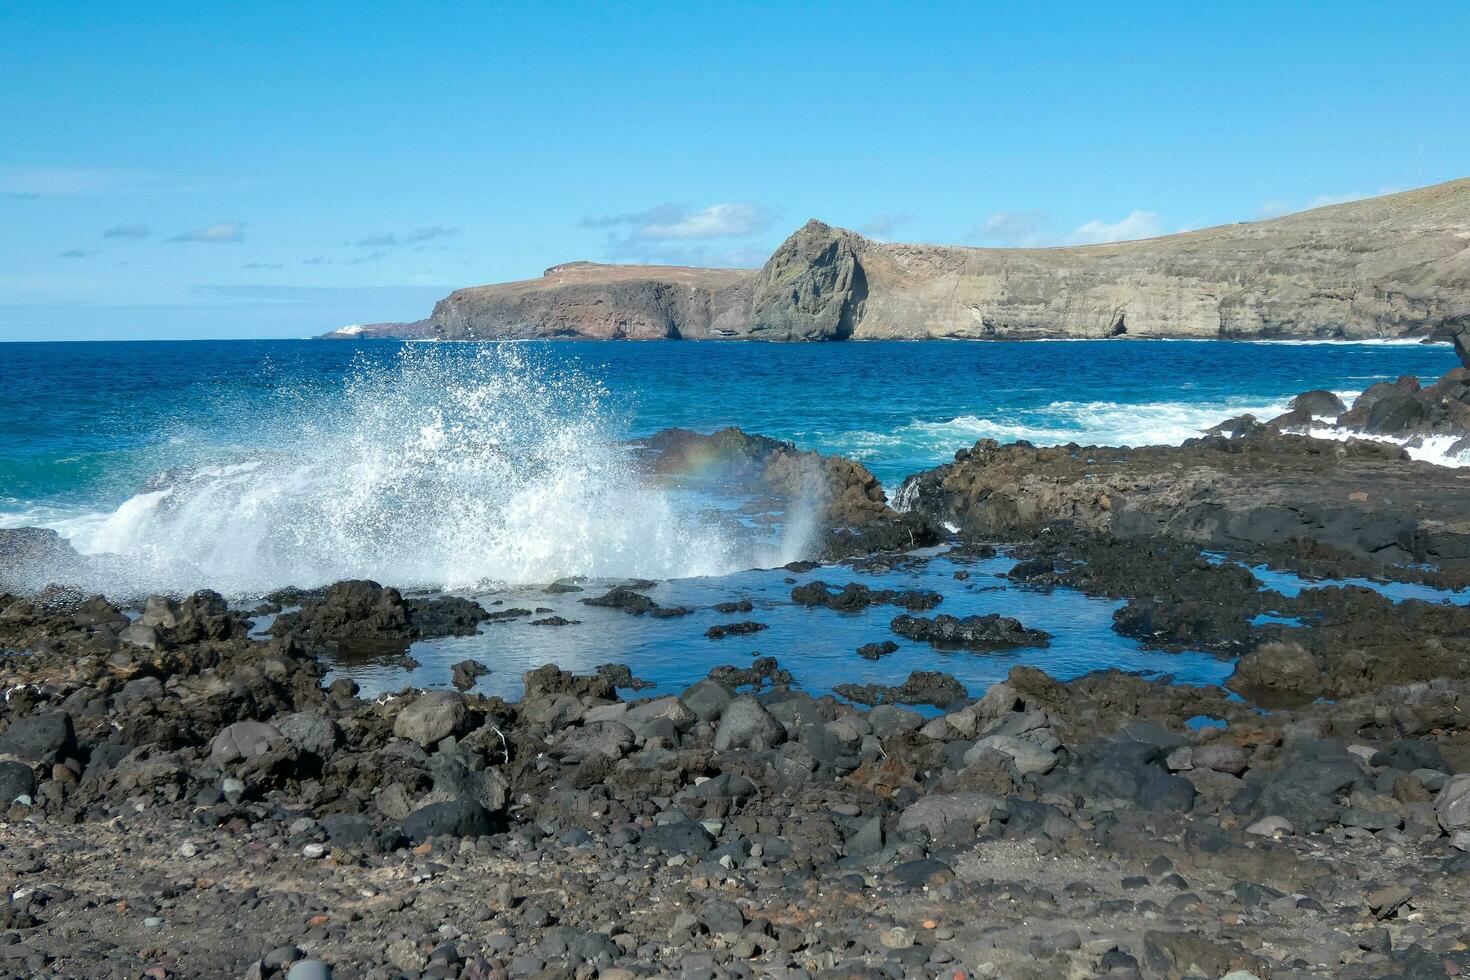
[884,395,1297,452]
[46,347,800,596]
[1290,424,1470,468]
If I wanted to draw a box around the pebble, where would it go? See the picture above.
[881,926,915,949]
[302,843,328,859]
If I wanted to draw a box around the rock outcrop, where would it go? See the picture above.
[897,428,1470,564]
[345,179,1470,342]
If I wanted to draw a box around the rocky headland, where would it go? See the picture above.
[336,179,1470,343]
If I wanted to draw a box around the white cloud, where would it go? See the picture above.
[1067,209,1164,245]
[169,221,246,243]
[583,203,775,242]
[971,210,1053,247]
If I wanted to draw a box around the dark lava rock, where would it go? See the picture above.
[0,711,76,766]
[450,659,490,690]
[0,760,36,802]
[857,640,900,660]
[713,599,754,614]
[579,587,688,617]
[705,621,768,640]
[270,580,487,645]
[890,612,1051,651]
[402,797,498,842]
[835,670,967,709]
[791,580,942,612]
[1291,389,1347,418]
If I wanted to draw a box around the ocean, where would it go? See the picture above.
[3,337,1461,701]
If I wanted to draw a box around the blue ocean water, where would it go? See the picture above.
[2,337,1461,700]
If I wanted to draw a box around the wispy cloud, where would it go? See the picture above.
[582,202,776,264]
[352,225,462,249]
[244,261,284,270]
[56,248,98,259]
[103,223,153,239]
[583,203,775,242]
[1067,209,1163,245]
[1257,185,1406,220]
[169,221,246,243]
[406,224,459,243]
[349,251,387,265]
[0,166,150,198]
[970,210,1053,247]
[858,212,913,239]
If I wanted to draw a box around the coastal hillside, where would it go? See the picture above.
[334,178,1470,342]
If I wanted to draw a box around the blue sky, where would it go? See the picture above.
[2,1,1467,341]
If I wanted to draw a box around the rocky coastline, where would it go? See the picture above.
[6,354,1470,978]
[331,179,1470,345]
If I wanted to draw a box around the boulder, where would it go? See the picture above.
[713,696,785,751]
[276,712,343,757]
[965,735,1057,776]
[896,793,1002,839]
[680,679,734,723]
[1437,774,1470,833]
[1228,641,1325,702]
[0,760,36,803]
[0,712,76,766]
[1290,389,1347,418]
[393,691,470,747]
[402,797,496,842]
[209,721,288,768]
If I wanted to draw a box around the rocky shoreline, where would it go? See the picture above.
[6,361,1470,978]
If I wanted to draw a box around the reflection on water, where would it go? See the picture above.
[305,551,1235,707]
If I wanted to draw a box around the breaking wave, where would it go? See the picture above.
[843,395,1300,459]
[50,347,791,596]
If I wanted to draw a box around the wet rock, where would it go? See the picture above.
[835,670,967,709]
[856,640,899,660]
[890,612,1051,651]
[579,587,687,617]
[1228,641,1325,703]
[1291,389,1348,418]
[791,581,942,612]
[705,621,767,640]
[451,659,491,690]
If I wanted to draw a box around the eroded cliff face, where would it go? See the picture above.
[351,178,1470,342]
[837,178,1470,341]
[423,262,757,341]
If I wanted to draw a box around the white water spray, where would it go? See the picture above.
[60,347,780,595]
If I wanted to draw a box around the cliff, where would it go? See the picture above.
[345,178,1470,342]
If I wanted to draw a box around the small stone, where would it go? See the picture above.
[302,842,328,859]
[1245,815,1294,837]
[881,926,915,949]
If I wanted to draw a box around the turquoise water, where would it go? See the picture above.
[2,337,1460,700]
[4,337,1456,518]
